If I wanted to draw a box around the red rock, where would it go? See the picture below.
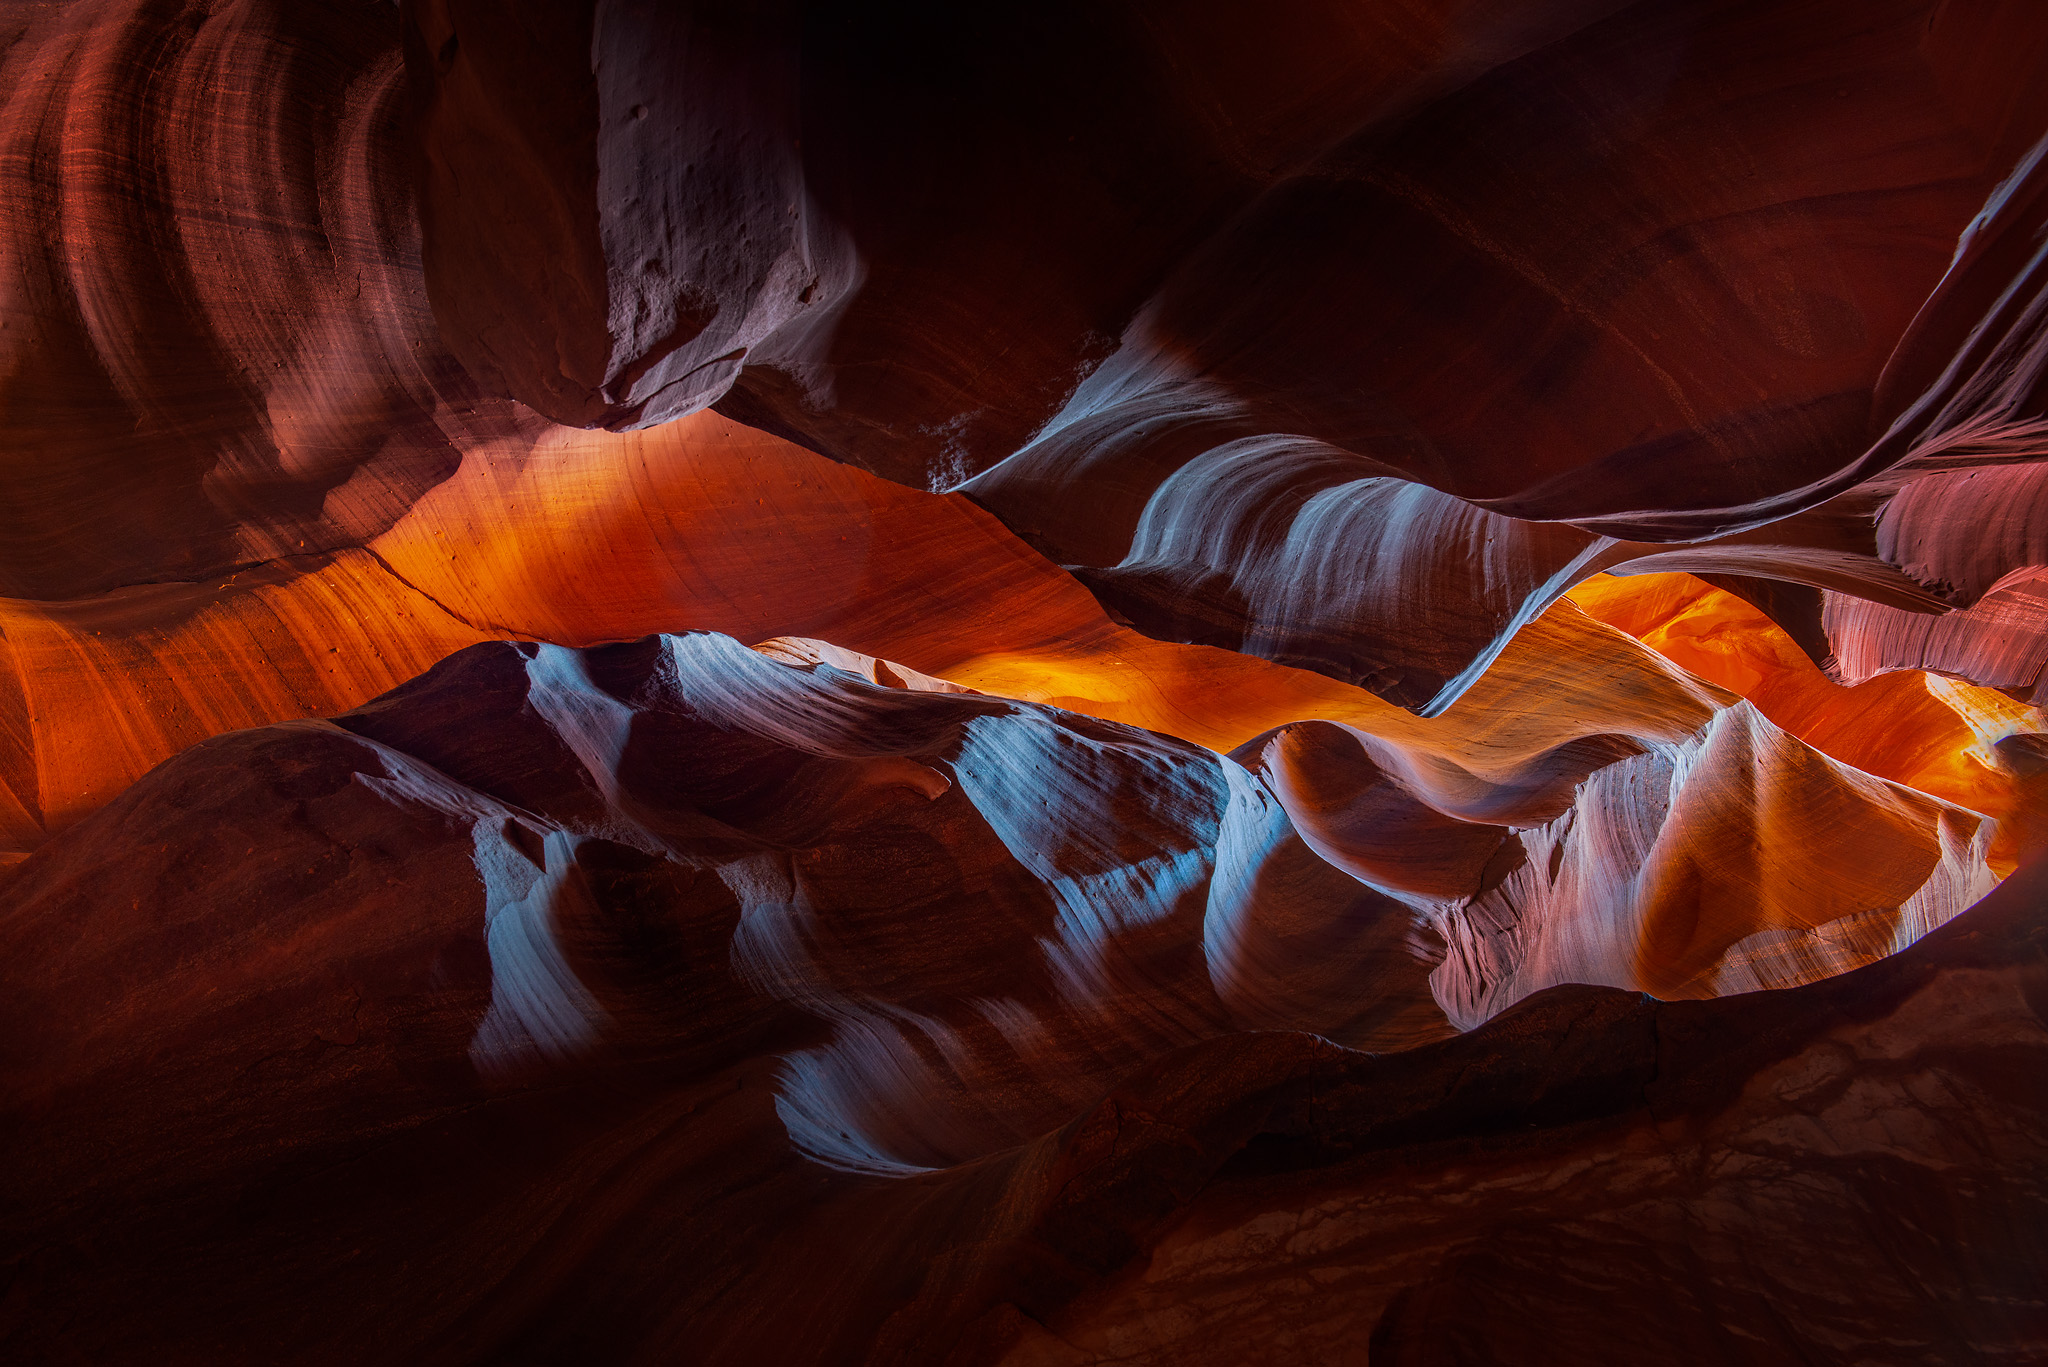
[4,635,2041,1361]
[4,2,2048,1360]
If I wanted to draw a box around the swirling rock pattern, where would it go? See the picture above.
[5,0,2045,712]
[2,639,2044,1362]
[7,1,2048,1362]
[414,0,2048,711]
[0,0,521,600]
[997,861,2048,1365]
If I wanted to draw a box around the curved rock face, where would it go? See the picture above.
[1002,867,2048,1366]
[0,0,529,599]
[10,0,2047,709]
[398,0,2048,713]
[406,0,1634,452]
[8,2,2048,1362]
[416,0,2048,505]
[2,639,2044,1362]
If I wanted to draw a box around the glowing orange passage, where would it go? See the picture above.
[1563,574,2036,817]
[0,413,2034,863]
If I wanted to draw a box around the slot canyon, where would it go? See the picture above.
[4,1,2048,1362]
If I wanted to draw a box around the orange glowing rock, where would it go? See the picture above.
[7,415,2038,928]
[1,415,2021,1024]
[1567,571,2040,825]
[7,1,2048,1360]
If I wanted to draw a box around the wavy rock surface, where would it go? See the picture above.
[408,0,2048,713]
[1570,572,2039,814]
[7,2,2048,1360]
[1809,121,2048,694]
[426,0,2048,511]
[5,391,2032,871]
[0,0,532,600]
[992,860,2048,1366]
[9,0,2046,725]
[2,637,2043,1363]
[407,0,1637,451]
[0,633,1440,1362]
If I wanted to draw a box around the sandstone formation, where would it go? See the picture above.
[5,1,2048,1362]
[5,636,2046,1364]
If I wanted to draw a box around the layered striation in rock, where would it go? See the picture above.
[997,861,2048,1365]
[4,0,2046,733]
[0,0,528,600]
[8,0,2048,1361]
[2,638,2044,1362]
[409,0,2048,713]
[7,433,2032,894]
